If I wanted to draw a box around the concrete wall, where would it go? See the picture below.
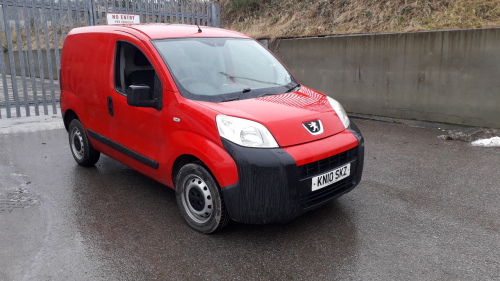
[270,28,500,128]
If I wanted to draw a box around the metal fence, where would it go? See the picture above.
[0,0,220,119]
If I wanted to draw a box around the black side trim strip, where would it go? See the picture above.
[88,129,159,169]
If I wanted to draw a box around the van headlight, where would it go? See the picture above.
[216,115,279,148]
[327,97,350,129]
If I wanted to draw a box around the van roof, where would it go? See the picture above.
[68,23,250,40]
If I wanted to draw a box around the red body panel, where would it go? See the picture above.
[60,32,112,136]
[196,86,346,147]
[283,130,358,166]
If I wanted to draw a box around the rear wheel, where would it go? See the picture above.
[175,163,230,233]
[68,119,100,167]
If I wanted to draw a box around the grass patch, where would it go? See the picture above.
[1,25,68,52]
[220,0,500,38]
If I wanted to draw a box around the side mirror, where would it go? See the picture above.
[127,85,161,110]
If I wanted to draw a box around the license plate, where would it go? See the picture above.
[311,163,351,191]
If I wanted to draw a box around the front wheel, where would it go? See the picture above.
[68,119,100,167]
[175,163,230,233]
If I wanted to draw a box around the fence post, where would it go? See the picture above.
[87,0,96,26]
[210,3,220,28]
[3,5,22,117]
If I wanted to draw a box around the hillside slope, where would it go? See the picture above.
[220,0,500,38]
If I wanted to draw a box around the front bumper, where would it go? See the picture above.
[220,122,364,224]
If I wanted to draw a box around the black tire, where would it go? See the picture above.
[68,119,100,167]
[175,163,230,233]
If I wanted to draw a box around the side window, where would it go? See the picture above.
[114,41,161,96]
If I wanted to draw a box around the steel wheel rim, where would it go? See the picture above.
[71,127,84,160]
[182,175,213,224]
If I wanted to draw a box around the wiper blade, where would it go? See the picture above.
[285,83,301,93]
[236,88,251,101]
[220,88,252,102]
[220,97,239,102]
[219,72,281,86]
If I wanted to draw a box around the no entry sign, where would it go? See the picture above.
[107,13,140,25]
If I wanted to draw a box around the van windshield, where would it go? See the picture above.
[152,38,298,102]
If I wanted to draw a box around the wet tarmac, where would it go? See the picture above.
[1,119,499,280]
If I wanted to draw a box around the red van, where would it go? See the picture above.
[60,24,364,233]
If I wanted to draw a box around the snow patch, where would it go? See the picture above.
[471,137,500,147]
[439,128,500,146]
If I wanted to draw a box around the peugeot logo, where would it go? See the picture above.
[303,120,324,135]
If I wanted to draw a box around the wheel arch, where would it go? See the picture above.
[167,131,239,189]
[63,109,79,131]
[172,154,220,189]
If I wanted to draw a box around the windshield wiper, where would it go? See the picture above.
[285,83,301,93]
[236,87,252,101]
[220,96,239,102]
[220,88,252,102]
[219,72,281,86]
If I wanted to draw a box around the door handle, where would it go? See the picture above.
[107,96,114,116]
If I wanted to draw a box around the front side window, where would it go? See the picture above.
[114,41,161,96]
[152,38,297,102]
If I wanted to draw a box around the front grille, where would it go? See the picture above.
[297,147,359,209]
[297,147,358,179]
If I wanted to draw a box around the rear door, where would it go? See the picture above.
[62,32,113,145]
